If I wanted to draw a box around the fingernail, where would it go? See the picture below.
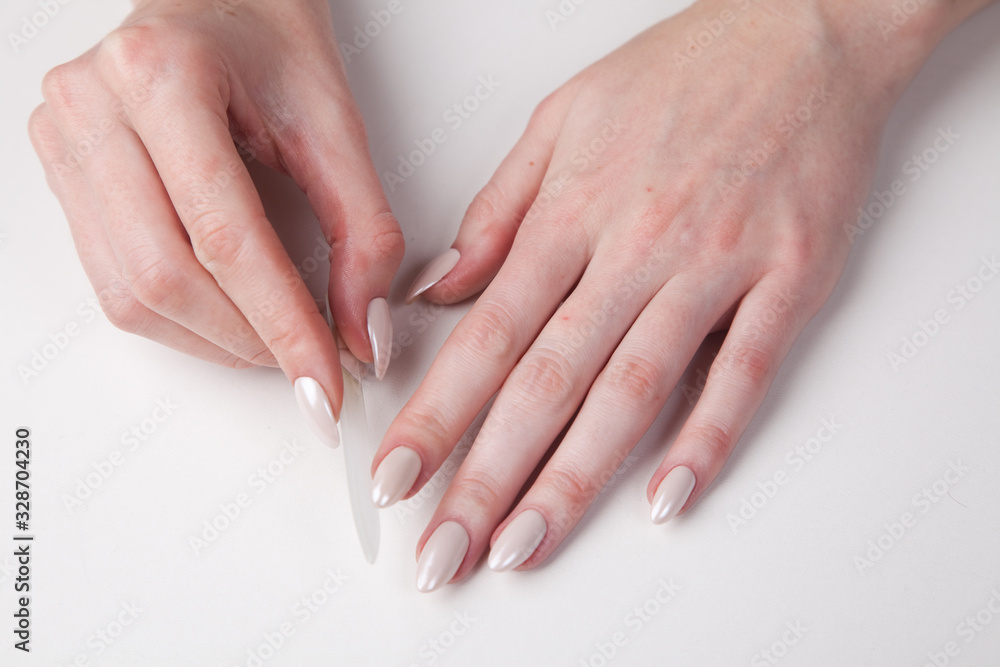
[294,377,340,449]
[488,509,547,572]
[371,447,422,508]
[650,466,696,524]
[405,248,460,304]
[367,297,392,381]
[416,521,469,593]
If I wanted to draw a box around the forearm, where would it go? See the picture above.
[816,0,999,99]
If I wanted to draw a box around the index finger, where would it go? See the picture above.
[104,59,344,435]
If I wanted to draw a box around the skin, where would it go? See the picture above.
[29,0,996,586]
[28,0,406,416]
[376,0,997,584]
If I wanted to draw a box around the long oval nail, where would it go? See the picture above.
[416,521,469,593]
[367,297,392,380]
[293,377,340,449]
[405,248,460,304]
[371,447,422,508]
[650,466,696,524]
[488,509,547,572]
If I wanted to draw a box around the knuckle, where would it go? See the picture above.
[602,354,664,404]
[96,23,190,92]
[364,214,406,265]
[448,468,504,516]
[529,91,563,127]
[466,181,505,225]
[260,325,300,358]
[126,253,184,312]
[466,182,524,248]
[219,353,255,370]
[399,404,453,446]
[687,421,737,463]
[544,465,595,513]
[40,61,87,109]
[98,280,147,334]
[190,213,247,271]
[242,344,277,367]
[705,217,745,255]
[722,342,775,387]
[514,347,574,405]
[461,302,519,361]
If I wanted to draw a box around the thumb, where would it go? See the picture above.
[408,95,566,305]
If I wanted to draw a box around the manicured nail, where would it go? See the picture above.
[405,248,460,304]
[416,521,469,593]
[488,509,547,572]
[293,377,340,449]
[650,466,696,524]
[367,297,392,381]
[371,447,421,508]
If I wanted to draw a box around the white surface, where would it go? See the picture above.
[2,1,999,665]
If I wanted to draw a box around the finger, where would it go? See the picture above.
[371,216,589,509]
[646,276,815,522]
[410,244,678,590]
[28,105,254,368]
[98,50,344,415]
[410,92,568,305]
[485,273,742,571]
[267,59,405,367]
[79,118,278,366]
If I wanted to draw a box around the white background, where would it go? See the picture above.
[1,1,999,665]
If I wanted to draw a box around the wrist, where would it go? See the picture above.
[810,0,991,102]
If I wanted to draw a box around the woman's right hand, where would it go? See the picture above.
[28,0,404,435]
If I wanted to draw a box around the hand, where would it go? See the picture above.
[371,0,974,590]
[28,0,404,436]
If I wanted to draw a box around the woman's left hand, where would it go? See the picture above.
[370,0,947,591]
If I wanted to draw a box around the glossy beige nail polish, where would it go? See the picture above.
[294,377,340,449]
[488,509,547,572]
[650,466,696,524]
[405,248,460,304]
[371,447,422,508]
[367,297,392,381]
[416,521,469,593]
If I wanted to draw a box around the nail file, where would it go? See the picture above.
[339,356,380,563]
[325,298,380,563]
